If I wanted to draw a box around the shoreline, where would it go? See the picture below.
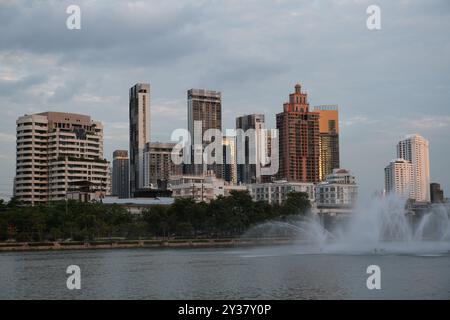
[0,238,296,253]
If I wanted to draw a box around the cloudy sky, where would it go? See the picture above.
[0,0,449,200]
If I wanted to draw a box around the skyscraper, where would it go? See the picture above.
[222,136,237,184]
[384,158,414,199]
[129,83,150,197]
[187,89,222,176]
[430,183,444,203]
[314,105,340,181]
[276,84,320,182]
[14,112,109,205]
[236,114,266,184]
[112,150,129,199]
[143,142,182,189]
[397,134,430,202]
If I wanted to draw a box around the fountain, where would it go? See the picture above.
[244,194,450,255]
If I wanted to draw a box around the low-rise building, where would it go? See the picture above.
[102,196,174,214]
[315,169,358,209]
[170,172,247,203]
[247,180,315,205]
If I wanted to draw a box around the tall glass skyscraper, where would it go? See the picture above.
[314,105,340,182]
[129,83,150,197]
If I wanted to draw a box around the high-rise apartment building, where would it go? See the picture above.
[236,114,266,184]
[397,134,430,202]
[187,89,222,176]
[222,136,237,184]
[143,142,182,189]
[112,150,129,198]
[313,105,340,181]
[430,183,444,203]
[384,158,414,199]
[129,83,150,197]
[14,112,109,205]
[276,84,320,182]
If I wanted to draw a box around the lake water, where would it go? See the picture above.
[0,245,449,299]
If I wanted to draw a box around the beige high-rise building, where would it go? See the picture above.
[187,88,222,176]
[396,134,430,202]
[14,112,109,205]
[129,83,151,197]
[384,159,414,199]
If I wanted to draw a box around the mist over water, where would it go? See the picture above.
[244,195,450,255]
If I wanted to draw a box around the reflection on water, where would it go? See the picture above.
[0,246,449,300]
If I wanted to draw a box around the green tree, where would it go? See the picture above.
[281,192,311,217]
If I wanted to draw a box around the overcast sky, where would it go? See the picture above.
[0,0,449,200]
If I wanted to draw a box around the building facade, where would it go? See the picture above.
[430,183,444,203]
[396,134,430,202]
[170,172,247,203]
[14,112,109,205]
[384,158,414,199]
[313,105,340,181]
[222,136,238,184]
[143,142,182,189]
[129,83,150,197]
[315,169,358,209]
[102,196,174,214]
[187,89,222,176]
[112,150,129,198]
[276,84,320,183]
[247,181,315,205]
[236,114,268,184]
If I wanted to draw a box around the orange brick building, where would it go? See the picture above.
[276,84,320,182]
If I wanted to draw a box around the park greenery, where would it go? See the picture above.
[0,191,311,242]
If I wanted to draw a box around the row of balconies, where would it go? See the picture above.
[17,160,48,165]
[17,149,47,155]
[16,169,48,174]
[15,185,47,190]
[16,167,48,173]
[16,133,47,140]
[48,178,108,185]
[47,174,108,180]
[15,190,48,196]
[48,150,101,157]
[46,146,100,154]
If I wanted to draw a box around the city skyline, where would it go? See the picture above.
[10,89,442,204]
[0,0,449,200]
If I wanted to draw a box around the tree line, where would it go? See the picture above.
[0,191,310,242]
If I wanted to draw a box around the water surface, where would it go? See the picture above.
[0,245,449,299]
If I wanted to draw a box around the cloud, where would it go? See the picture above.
[0,132,15,142]
[0,0,449,199]
[400,116,450,130]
